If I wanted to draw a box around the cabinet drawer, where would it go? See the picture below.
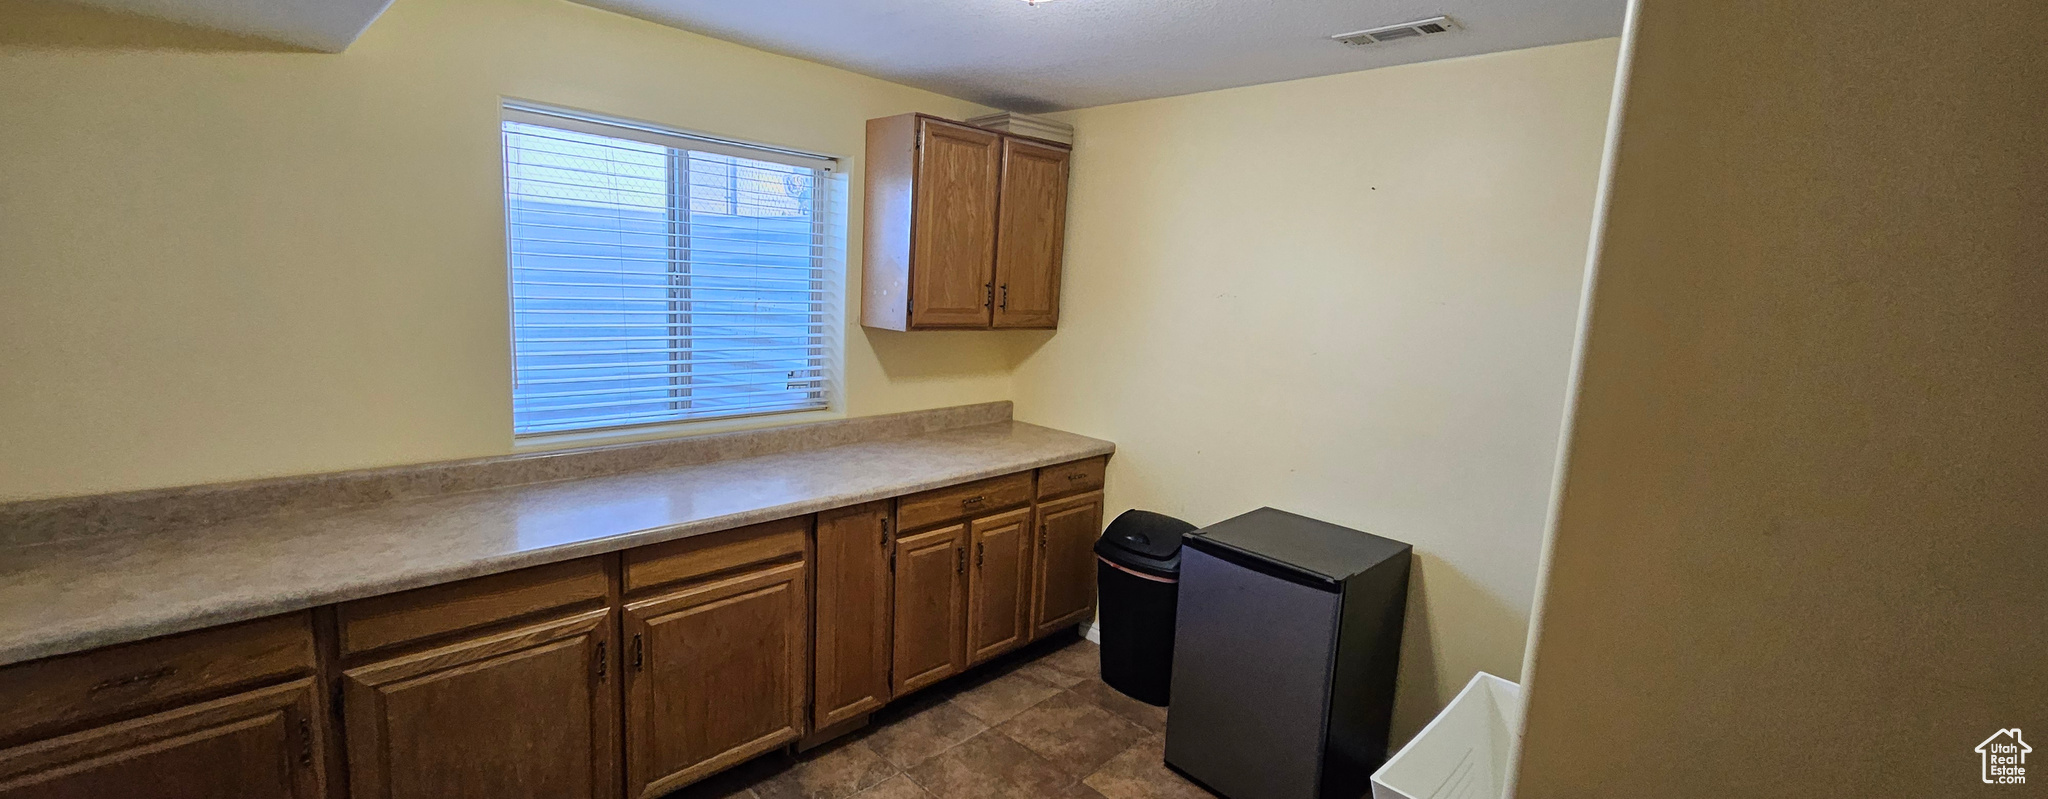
[0,679,326,798]
[1037,457,1106,500]
[0,613,314,741]
[625,517,808,593]
[897,473,1033,532]
[337,558,608,656]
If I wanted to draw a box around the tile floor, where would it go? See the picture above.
[667,633,1214,799]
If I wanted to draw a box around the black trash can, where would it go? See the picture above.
[1094,509,1194,707]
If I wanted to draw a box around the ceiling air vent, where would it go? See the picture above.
[1332,16,1461,46]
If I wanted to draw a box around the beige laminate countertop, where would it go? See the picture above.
[0,420,1113,668]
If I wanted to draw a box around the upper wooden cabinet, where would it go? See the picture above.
[863,113,1072,331]
[992,137,1070,329]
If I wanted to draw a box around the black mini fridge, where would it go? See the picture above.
[1162,508,1411,799]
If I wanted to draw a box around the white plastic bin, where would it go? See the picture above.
[1369,672,1524,799]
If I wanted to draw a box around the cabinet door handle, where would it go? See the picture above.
[975,542,985,567]
[298,718,314,767]
[957,547,966,574]
[631,634,644,671]
[595,641,608,681]
[88,666,176,694]
[999,283,1009,310]
[984,283,994,308]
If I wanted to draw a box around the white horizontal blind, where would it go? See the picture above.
[503,106,835,435]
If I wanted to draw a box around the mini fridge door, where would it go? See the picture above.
[1163,544,1342,799]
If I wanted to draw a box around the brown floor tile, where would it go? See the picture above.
[1037,639,1102,682]
[664,779,761,799]
[947,670,1063,725]
[995,691,1148,777]
[860,695,989,770]
[1066,678,1170,735]
[754,739,899,799]
[1011,660,1089,688]
[1081,735,1214,799]
[849,774,933,799]
[1054,783,1115,799]
[906,730,1077,799]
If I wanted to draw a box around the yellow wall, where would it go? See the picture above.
[1012,39,1622,744]
[1513,1,2047,795]
[0,0,1031,501]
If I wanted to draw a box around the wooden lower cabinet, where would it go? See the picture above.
[890,524,967,696]
[967,507,1033,663]
[812,502,894,729]
[341,609,616,799]
[2,462,1111,799]
[0,679,323,799]
[624,561,807,799]
[1034,490,1105,637]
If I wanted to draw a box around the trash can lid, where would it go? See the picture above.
[1094,509,1194,580]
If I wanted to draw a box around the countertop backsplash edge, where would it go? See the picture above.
[0,401,1013,547]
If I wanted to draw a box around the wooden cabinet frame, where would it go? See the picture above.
[992,136,1069,329]
[967,507,1034,663]
[0,679,325,798]
[1,459,1109,799]
[1033,490,1105,638]
[340,609,617,799]
[889,523,968,696]
[863,113,1072,331]
[623,561,807,799]
[812,503,894,730]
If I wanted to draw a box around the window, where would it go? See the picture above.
[502,104,836,436]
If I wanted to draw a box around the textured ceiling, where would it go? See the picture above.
[569,0,1627,111]
[57,0,391,51]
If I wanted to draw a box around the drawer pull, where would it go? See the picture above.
[960,495,986,507]
[1067,473,1085,481]
[88,666,177,694]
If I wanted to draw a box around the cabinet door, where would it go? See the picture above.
[891,523,967,696]
[910,118,1001,328]
[341,610,616,799]
[967,507,1034,663]
[812,502,893,729]
[992,137,1070,329]
[0,680,322,799]
[1034,491,1105,638]
[624,561,806,799]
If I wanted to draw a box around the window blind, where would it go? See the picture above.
[502,105,836,436]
